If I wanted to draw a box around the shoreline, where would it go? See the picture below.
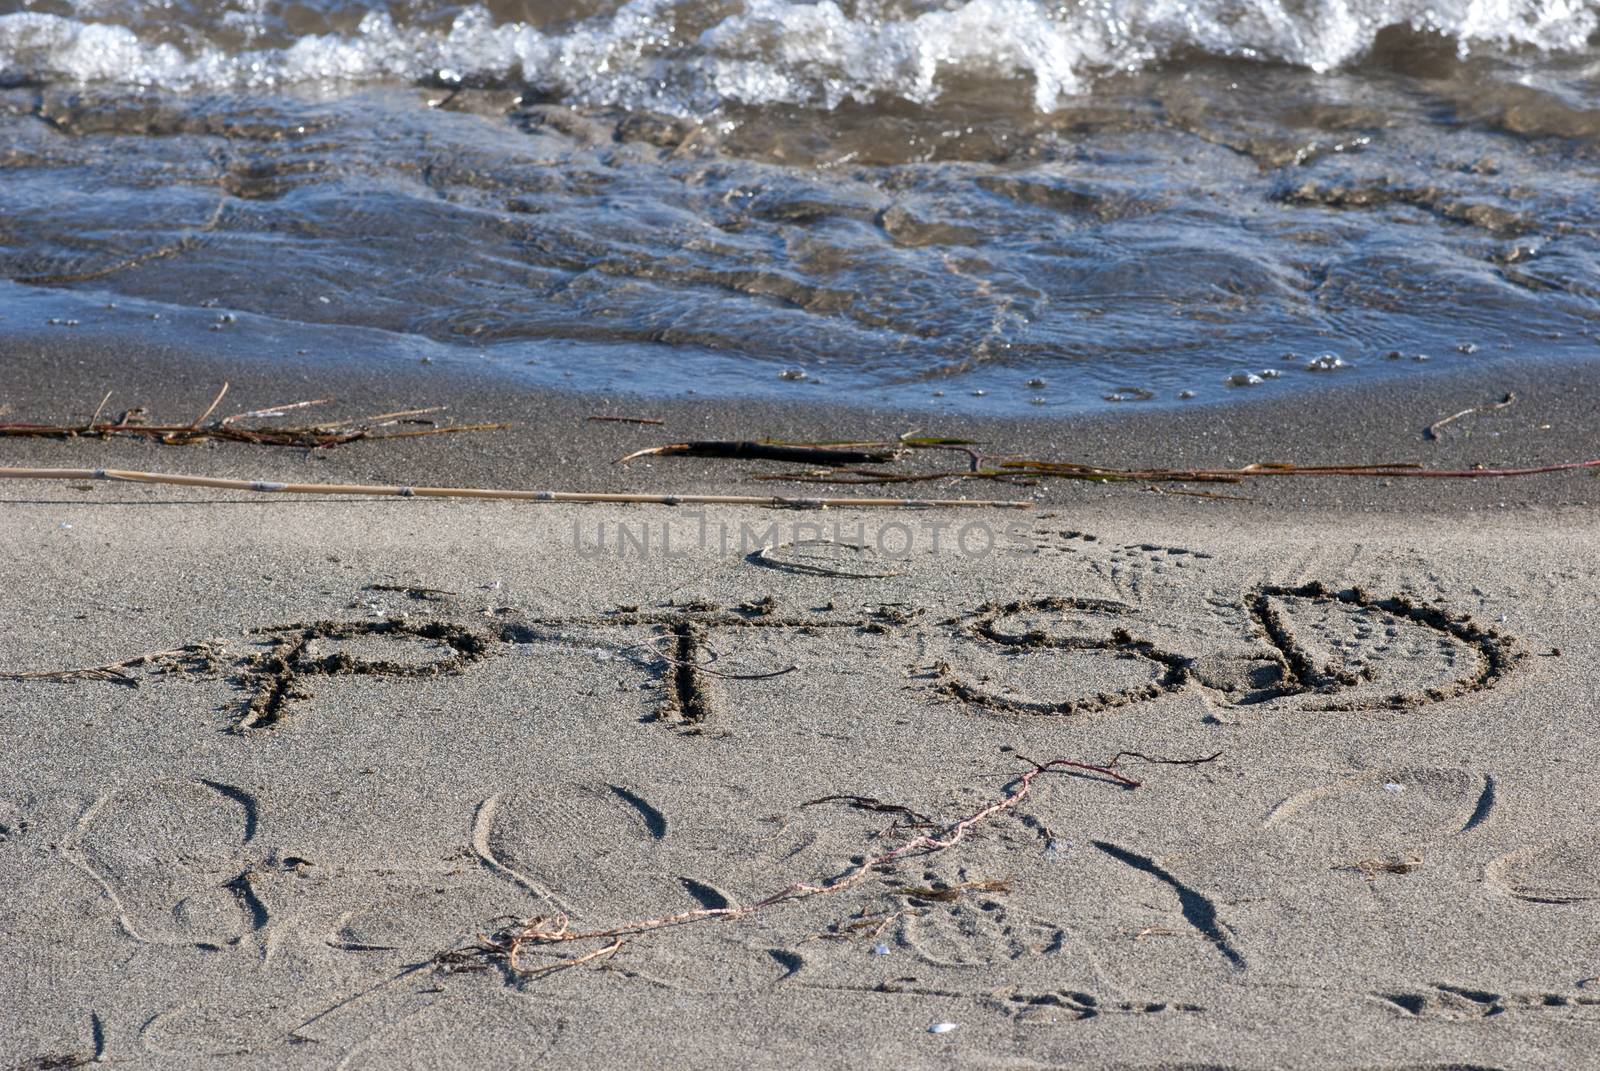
[3,317,1599,518]
[6,276,1600,425]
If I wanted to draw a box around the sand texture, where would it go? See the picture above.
[2,486,1598,1069]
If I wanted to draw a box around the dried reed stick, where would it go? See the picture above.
[0,467,1034,510]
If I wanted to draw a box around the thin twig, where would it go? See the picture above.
[361,406,448,424]
[341,425,503,443]
[999,456,1600,482]
[899,432,987,473]
[688,663,797,681]
[477,922,625,977]
[190,382,231,429]
[220,399,333,426]
[645,640,798,680]
[1144,484,1252,502]
[588,415,665,426]
[522,936,625,977]
[631,634,798,680]
[84,390,113,433]
[752,539,903,579]
[1425,392,1516,440]
[1105,750,1223,769]
[802,795,936,828]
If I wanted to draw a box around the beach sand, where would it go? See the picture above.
[3,339,1599,1068]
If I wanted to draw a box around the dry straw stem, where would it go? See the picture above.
[478,756,1146,974]
[0,467,1033,509]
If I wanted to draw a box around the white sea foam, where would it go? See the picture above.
[1,0,1596,107]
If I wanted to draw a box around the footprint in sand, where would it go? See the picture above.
[1263,767,1494,855]
[1487,836,1600,905]
[1000,989,1205,1025]
[1166,768,1492,908]
[476,782,793,992]
[478,781,685,922]
[67,779,260,947]
[1092,542,1217,607]
[1375,982,1600,1021]
[141,999,300,1058]
[333,882,546,954]
[1249,584,1520,710]
[338,992,566,1069]
[897,897,1064,969]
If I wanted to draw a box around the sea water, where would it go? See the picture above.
[2,0,1597,411]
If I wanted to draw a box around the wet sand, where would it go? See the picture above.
[3,335,1600,1068]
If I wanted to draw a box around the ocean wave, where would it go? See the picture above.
[1,0,1597,108]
